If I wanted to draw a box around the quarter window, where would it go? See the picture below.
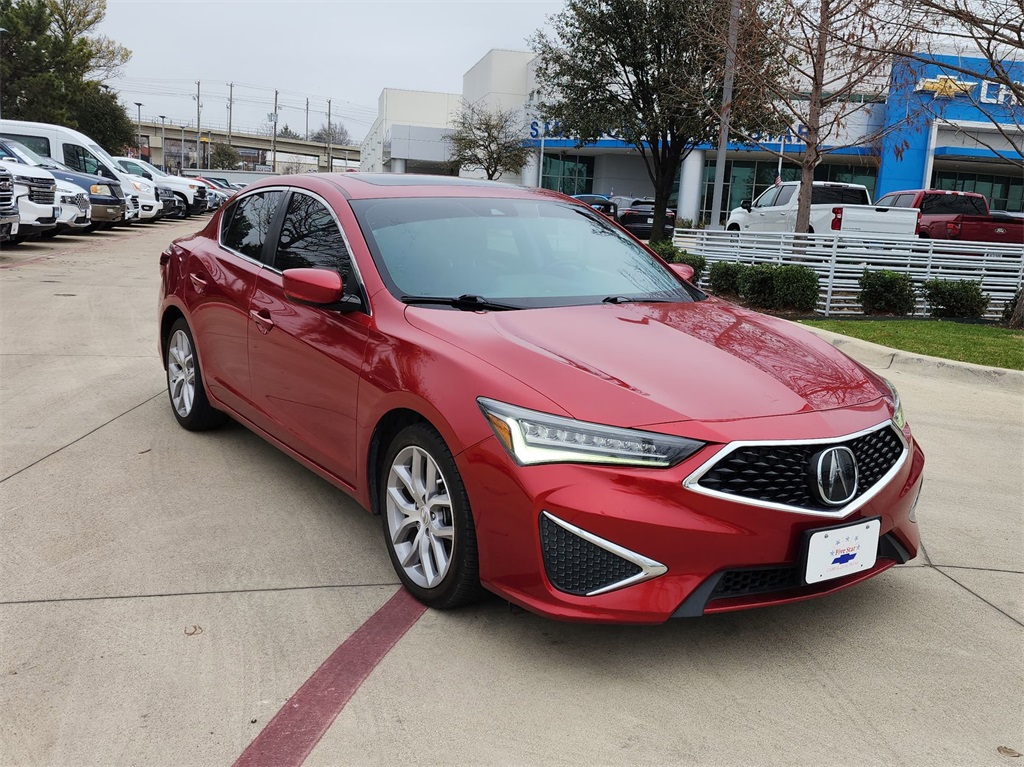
[274,193,351,279]
[221,191,284,261]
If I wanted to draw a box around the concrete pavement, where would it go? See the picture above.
[1,222,1021,766]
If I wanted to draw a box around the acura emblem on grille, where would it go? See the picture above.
[814,446,858,506]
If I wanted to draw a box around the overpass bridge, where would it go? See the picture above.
[134,120,360,174]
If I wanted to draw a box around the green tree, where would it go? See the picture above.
[442,101,533,180]
[210,142,241,170]
[531,0,782,241]
[0,0,133,152]
[276,123,302,139]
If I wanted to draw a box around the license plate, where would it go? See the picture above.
[646,217,653,224]
[10,221,17,235]
[53,206,61,219]
[804,518,880,584]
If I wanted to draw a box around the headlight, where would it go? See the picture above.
[13,174,36,185]
[90,184,112,195]
[883,378,906,429]
[478,398,705,468]
[187,184,198,190]
[60,194,76,204]
[132,180,152,194]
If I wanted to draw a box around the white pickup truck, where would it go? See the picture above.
[726,181,919,236]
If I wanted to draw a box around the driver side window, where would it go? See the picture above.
[63,144,102,175]
[753,188,781,208]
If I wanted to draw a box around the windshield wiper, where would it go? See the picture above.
[602,295,676,304]
[401,294,521,311]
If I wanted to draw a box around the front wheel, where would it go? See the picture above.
[165,318,226,431]
[380,424,484,609]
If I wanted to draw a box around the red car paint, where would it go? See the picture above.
[159,173,924,624]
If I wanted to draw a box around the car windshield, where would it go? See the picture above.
[351,197,701,309]
[3,139,53,168]
[130,158,170,178]
[88,143,125,172]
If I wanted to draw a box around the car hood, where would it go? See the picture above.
[406,299,883,426]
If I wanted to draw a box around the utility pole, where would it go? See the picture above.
[195,81,202,169]
[326,98,332,173]
[158,115,166,171]
[270,89,279,173]
[179,125,185,171]
[709,0,740,230]
[305,98,309,141]
[227,82,234,146]
[134,102,143,158]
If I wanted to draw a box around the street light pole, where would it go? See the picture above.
[158,115,166,171]
[134,102,143,158]
[0,28,8,121]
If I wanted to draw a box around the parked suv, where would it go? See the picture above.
[610,196,676,240]
[0,137,125,227]
[0,166,20,242]
[0,156,58,239]
[115,157,207,217]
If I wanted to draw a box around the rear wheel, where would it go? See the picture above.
[165,318,226,431]
[380,424,484,609]
[175,193,191,219]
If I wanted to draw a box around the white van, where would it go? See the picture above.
[0,119,157,222]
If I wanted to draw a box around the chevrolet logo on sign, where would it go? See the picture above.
[916,75,976,98]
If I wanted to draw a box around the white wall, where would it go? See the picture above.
[361,88,461,171]
[593,154,655,198]
[463,50,535,112]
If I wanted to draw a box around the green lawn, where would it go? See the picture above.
[801,319,1024,371]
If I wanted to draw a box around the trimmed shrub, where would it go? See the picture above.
[709,261,745,295]
[648,241,705,282]
[1002,287,1023,326]
[738,264,779,308]
[859,269,916,316]
[774,265,820,313]
[922,279,990,318]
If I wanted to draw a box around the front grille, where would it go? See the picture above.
[111,185,125,200]
[711,566,801,599]
[540,514,642,596]
[127,195,139,210]
[73,192,89,209]
[696,424,904,512]
[195,185,207,198]
[0,173,13,207]
[27,179,56,205]
[157,186,175,202]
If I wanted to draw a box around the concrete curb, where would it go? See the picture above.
[796,323,1024,392]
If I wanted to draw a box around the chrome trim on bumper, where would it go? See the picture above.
[540,511,668,596]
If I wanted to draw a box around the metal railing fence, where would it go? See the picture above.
[673,229,1024,320]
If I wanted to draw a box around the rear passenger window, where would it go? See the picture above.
[774,186,796,206]
[274,193,350,279]
[222,191,283,261]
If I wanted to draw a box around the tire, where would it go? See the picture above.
[380,423,485,609]
[727,224,740,232]
[175,193,191,219]
[165,318,227,431]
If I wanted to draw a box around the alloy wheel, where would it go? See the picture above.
[167,329,196,418]
[385,445,456,589]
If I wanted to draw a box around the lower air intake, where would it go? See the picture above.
[539,514,644,596]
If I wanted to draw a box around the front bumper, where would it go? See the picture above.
[0,209,19,241]
[16,194,59,233]
[89,200,126,223]
[460,409,924,624]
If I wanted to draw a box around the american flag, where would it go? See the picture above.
[774,175,781,187]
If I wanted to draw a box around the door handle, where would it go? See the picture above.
[189,272,207,291]
[249,308,275,333]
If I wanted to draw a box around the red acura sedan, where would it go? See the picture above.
[158,173,924,624]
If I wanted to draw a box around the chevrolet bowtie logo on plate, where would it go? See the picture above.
[915,75,976,98]
[813,446,859,506]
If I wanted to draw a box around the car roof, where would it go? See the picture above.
[243,172,572,203]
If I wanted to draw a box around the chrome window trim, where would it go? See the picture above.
[682,420,909,519]
[541,511,668,596]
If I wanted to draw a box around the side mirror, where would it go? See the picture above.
[741,200,752,212]
[0,156,18,164]
[671,263,695,282]
[283,268,345,305]
[142,171,153,180]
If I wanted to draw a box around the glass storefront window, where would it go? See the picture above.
[541,153,594,195]
[932,170,1024,212]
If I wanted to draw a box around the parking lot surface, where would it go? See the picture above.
[1,221,1022,766]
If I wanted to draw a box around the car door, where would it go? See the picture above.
[748,186,781,230]
[765,184,797,231]
[188,189,284,418]
[246,190,370,487]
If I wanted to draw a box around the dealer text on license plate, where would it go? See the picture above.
[805,518,880,584]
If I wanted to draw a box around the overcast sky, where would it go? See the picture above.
[99,0,564,143]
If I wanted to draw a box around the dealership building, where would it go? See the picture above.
[362,49,1023,222]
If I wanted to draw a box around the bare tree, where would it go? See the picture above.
[735,0,923,232]
[311,122,352,146]
[442,101,532,181]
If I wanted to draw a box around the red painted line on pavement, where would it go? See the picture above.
[0,253,55,269]
[233,587,426,767]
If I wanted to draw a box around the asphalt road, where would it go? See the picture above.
[1,220,1022,767]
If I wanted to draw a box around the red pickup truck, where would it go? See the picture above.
[874,189,1024,245]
